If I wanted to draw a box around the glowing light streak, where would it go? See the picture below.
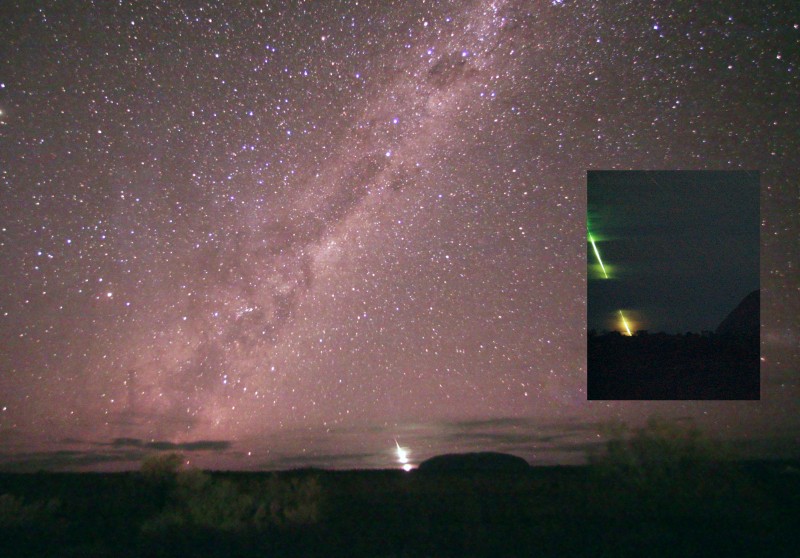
[394,439,408,464]
[619,310,632,336]
[590,227,639,335]
[588,233,608,278]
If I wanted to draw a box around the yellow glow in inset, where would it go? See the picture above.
[619,310,633,336]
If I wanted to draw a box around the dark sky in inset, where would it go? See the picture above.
[587,171,760,334]
[0,1,798,470]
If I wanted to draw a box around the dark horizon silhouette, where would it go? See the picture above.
[588,288,760,400]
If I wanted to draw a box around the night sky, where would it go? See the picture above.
[1,1,798,471]
[587,171,760,335]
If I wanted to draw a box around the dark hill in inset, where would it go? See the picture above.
[716,290,760,338]
[417,452,529,472]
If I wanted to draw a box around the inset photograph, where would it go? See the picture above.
[587,171,760,400]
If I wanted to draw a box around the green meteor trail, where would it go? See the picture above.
[589,226,635,335]
[588,233,608,278]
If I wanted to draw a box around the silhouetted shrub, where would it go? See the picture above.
[0,493,60,527]
[257,474,322,526]
[589,416,733,507]
[140,452,184,482]
[141,468,323,534]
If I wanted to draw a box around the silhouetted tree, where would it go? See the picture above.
[589,416,736,509]
[140,452,184,481]
[0,493,60,527]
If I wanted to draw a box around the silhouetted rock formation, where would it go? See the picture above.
[716,290,759,338]
[417,452,529,472]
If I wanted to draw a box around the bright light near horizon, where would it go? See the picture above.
[394,439,409,465]
[619,310,633,336]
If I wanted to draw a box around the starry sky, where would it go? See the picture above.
[587,170,760,335]
[0,1,798,471]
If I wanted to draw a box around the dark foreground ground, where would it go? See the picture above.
[1,460,798,557]
[588,332,760,400]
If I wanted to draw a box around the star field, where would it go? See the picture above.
[0,0,797,470]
